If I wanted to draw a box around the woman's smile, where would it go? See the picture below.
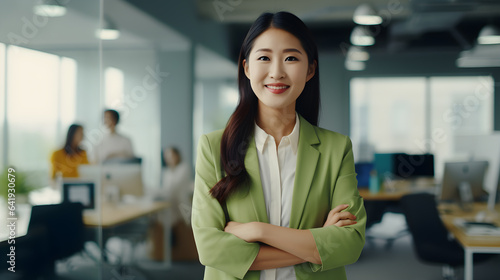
[265,83,290,94]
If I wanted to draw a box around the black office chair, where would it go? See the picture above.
[400,193,490,280]
[28,202,86,273]
[0,226,52,279]
[0,202,85,279]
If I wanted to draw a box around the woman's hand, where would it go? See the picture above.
[323,204,357,227]
[224,221,261,243]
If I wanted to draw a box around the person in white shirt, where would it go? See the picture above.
[93,109,134,163]
[161,147,194,226]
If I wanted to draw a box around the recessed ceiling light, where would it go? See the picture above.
[345,59,366,71]
[478,25,500,45]
[33,0,67,17]
[347,46,370,61]
[350,26,375,46]
[96,16,120,40]
[353,4,382,25]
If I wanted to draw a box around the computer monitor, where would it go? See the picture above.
[455,134,500,211]
[62,179,97,210]
[440,161,489,203]
[101,164,144,197]
[393,153,434,178]
[374,153,434,179]
[78,164,144,198]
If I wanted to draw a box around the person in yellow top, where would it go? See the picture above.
[50,124,89,178]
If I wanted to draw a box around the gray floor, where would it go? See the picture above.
[347,235,500,280]
[9,213,497,280]
[49,234,499,280]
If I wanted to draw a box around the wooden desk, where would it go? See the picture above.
[83,201,170,228]
[440,203,500,280]
[358,188,409,201]
[359,178,436,201]
[84,201,172,266]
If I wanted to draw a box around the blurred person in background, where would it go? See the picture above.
[93,109,134,163]
[161,146,194,225]
[50,124,89,179]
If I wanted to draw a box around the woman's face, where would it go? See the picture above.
[73,127,84,147]
[165,149,180,167]
[243,28,315,112]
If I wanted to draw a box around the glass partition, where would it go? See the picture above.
[0,1,103,279]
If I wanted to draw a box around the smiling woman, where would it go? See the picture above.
[192,11,366,280]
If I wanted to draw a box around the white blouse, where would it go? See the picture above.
[254,113,300,280]
[92,132,134,163]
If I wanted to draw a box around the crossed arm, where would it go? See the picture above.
[224,204,357,270]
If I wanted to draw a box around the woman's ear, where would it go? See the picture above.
[306,60,317,82]
[243,59,250,79]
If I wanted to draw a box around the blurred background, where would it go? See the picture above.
[0,0,499,279]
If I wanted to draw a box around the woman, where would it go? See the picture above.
[192,12,366,280]
[51,124,89,178]
[162,147,194,225]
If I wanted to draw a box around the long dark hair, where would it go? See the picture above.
[210,12,321,203]
[64,124,84,155]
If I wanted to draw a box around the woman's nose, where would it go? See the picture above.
[269,61,285,79]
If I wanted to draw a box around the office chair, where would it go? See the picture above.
[0,202,85,278]
[400,193,490,280]
[28,202,86,273]
[0,226,52,279]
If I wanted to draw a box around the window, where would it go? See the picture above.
[5,45,77,183]
[350,76,494,179]
[60,57,77,131]
[104,67,124,109]
[350,77,426,162]
[0,43,5,169]
[429,76,493,178]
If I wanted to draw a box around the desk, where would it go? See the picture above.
[84,201,170,228]
[0,199,172,265]
[359,178,436,201]
[440,203,500,280]
[84,201,172,266]
[358,188,408,201]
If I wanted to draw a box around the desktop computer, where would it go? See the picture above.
[454,134,500,214]
[439,161,489,210]
[78,163,144,202]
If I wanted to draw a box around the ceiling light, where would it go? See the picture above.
[96,16,120,40]
[478,25,500,45]
[33,0,67,17]
[345,60,366,71]
[347,46,370,61]
[353,4,382,25]
[456,45,500,68]
[350,26,375,46]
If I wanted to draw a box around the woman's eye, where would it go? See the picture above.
[285,56,298,61]
[257,56,270,61]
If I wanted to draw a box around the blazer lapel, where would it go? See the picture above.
[289,115,320,229]
[244,134,270,224]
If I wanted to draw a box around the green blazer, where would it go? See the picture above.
[192,114,366,280]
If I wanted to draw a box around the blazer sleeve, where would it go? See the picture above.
[308,136,366,272]
[191,134,260,279]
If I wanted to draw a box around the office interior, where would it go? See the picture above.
[0,0,500,279]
